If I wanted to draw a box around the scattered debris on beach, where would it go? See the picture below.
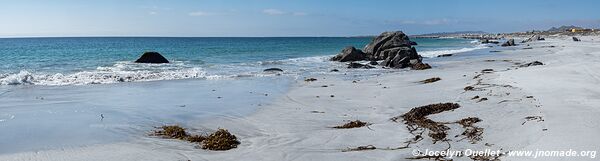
[333,120,369,129]
[420,77,441,84]
[464,86,475,91]
[519,61,544,67]
[476,97,488,102]
[304,78,317,82]
[522,116,544,125]
[342,145,376,152]
[153,126,240,151]
[481,69,494,73]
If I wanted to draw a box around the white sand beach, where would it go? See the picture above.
[2,37,599,161]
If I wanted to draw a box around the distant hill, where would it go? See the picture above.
[547,25,583,32]
[413,31,487,37]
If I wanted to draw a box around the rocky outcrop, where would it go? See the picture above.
[135,52,169,63]
[330,46,366,62]
[573,37,581,42]
[480,39,499,44]
[521,35,545,43]
[330,31,429,70]
[501,39,516,47]
[364,31,428,69]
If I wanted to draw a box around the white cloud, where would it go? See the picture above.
[292,12,308,16]
[263,9,285,15]
[188,11,213,16]
[423,19,453,25]
[148,11,158,15]
[394,19,456,25]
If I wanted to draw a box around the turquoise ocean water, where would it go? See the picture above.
[0,37,481,85]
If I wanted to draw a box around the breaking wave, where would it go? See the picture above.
[0,61,224,85]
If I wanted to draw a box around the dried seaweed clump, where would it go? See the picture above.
[333,120,368,129]
[399,103,460,121]
[457,117,482,127]
[392,103,460,142]
[154,125,189,140]
[455,117,484,144]
[154,126,239,151]
[201,128,241,151]
[420,77,441,84]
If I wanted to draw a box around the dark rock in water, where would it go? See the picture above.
[521,35,544,43]
[573,37,581,42]
[330,69,339,72]
[135,52,169,63]
[263,68,284,72]
[347,62,374,69]
[410,41,418,46]
[522,47,533,49]
[501,39,516,47]
[437,54,453,57]
[369,61,378,65]
[489,50,502,53]
[519,61,544,67]
[330,46,366,62]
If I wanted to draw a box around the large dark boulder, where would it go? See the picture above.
[501,39,516,47]
[364,31,428,69]
[363,31,413,59]
[573,37,581,42]
[135,52,169,63]
[330,46,366,62]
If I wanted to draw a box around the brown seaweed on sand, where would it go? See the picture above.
[392,103,460,142]
[333,120,369,129]
[201,128,241,151]
[455,117,484,144]
[153,125,189,140]
[153,126,240,151]
[420,77,442,84]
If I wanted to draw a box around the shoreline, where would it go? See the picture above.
[2,37,600,160]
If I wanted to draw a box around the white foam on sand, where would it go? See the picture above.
[2,37,600,160]
[419,45,488,58]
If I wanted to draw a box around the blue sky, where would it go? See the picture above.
[1,0,599,37]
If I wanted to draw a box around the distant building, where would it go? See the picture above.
[571,28,593,32]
